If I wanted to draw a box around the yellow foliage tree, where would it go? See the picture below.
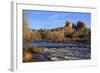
[23,16,31,41]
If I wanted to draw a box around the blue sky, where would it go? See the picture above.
[23,10,91,29]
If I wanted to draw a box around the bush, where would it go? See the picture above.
[64,31,73,38]
[31,32,41,41]
[23,52,32,62]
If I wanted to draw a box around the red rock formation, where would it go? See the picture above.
[77,21,86,28]
[49,21,74,33]
[65,21,72,28]
[63,21,74,32]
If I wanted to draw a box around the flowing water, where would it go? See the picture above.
[28,41,91,61]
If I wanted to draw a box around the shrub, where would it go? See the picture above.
[23,52,32,62]
[31,32,41,41]
[64,31,73,38]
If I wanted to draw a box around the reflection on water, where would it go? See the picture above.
[29,41,90,47]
